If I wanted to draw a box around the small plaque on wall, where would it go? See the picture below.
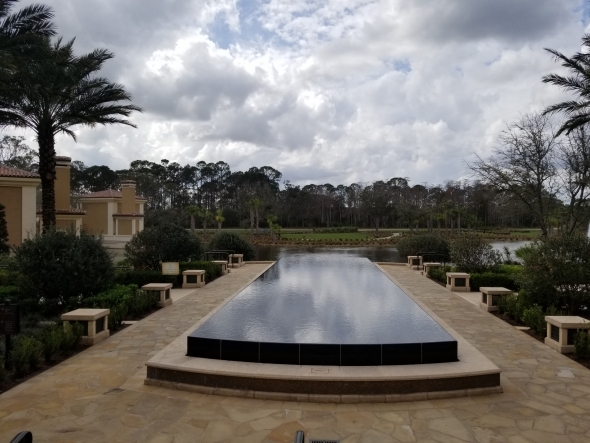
[162,262,180,275]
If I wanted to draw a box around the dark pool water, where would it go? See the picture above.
[188,252,457,366]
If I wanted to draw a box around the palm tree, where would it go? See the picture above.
[215,208,224,230]
[542,34,590,135]
[0,0,55,57]
[0,38,142,231]
[185,204,200,233]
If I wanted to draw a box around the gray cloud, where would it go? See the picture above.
[11,0,589,187]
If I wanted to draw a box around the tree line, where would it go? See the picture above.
[1,1,590,236]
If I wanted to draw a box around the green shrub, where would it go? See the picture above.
[396,234,450,261]
[14,229,115,317]
[179,261,222,283]
[504,292,529,323]
[39,324,64,362]
[517,235,590,314]
[0,285,20,302]
[0,358,7,384]
[125,223,204,270]
[85,284,159,329]
[61,322,83,352]
[0,269,19,286]
[574,330,590,358]
[114,270,177,288]
[207,232,256,260]
[450,234,502,273]
[427,265,452,284]
[522,305,546,335]
[470,272,520,292]
[10,335,43,377]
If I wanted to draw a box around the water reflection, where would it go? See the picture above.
[193,252,454,345]
[254,241,531,262]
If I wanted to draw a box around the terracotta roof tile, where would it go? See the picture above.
[113,213,144,217]
[55,156,71,162]
[36,209,86,215]
[78,189,147,200]
[0,165,40,179]
[80,189,122,198]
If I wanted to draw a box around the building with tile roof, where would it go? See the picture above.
[0,165,40,246]
[36,156,85,232]
[78,181,146,236]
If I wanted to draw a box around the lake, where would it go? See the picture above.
[254,241,531,262]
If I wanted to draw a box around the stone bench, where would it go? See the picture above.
[229,254,244,268]
[406,255,421,270]
[544,316,590,354]
[479,287,513,312]
[182,270,205,289]
[212,260,229,275]
[61,308,110,345]
[141,283,173,307]
[446,272,470,292]
[422,262,441,276]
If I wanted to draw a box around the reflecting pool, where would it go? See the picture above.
[188,252,457,366]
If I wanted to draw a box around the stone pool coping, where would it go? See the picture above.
[145,262,502,402]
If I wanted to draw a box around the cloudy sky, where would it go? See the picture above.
[13,0,590,186]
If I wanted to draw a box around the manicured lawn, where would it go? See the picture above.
[281,232,374,240]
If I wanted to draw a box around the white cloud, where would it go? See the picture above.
[11,0,588,187]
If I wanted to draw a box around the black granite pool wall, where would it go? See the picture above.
[186,336,458,366]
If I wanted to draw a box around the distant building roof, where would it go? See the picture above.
[36,208,86,215]
[78,189,147,201]
[55,156,71,162]
[0,165,40,179]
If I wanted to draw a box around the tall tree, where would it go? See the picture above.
[468,113,558,237]
[542,34,590,135]
[0,38,142,231]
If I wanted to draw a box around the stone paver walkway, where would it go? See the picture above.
[0,264,590,442]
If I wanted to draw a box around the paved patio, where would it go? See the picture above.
[0,263,589,442]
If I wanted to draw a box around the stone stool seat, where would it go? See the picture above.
[544,316,590,354]
[141,283,173,307]
[212,260,229,275]
[182,270,206,289]
[446,272,470,292]
[61,308,110,345]
[229,254,244,268]
[407,255,421,270]
[479,287,513,312]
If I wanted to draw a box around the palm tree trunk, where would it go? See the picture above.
[190,215,195,233]
[37,127,56,232]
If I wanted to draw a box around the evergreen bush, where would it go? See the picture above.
[10,335,43,377]
[522,305,546,335]
[574,330,590,358]
[208,232,256,260]
[517,235,590,314]
[450,234,502,273]
[124,223,204,270]
[396,234,450,261]
[14,229,115,317]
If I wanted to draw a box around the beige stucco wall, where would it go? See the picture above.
[21,186,37,241]
[55,165,71,210]
[117,219,132,235]
[81,202,109,235]
[0,187,22,245]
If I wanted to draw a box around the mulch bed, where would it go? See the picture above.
[0,306,160,395]
[491,312,590,370]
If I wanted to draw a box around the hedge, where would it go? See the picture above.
[469,272,520,292]
[114,261,222,288]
